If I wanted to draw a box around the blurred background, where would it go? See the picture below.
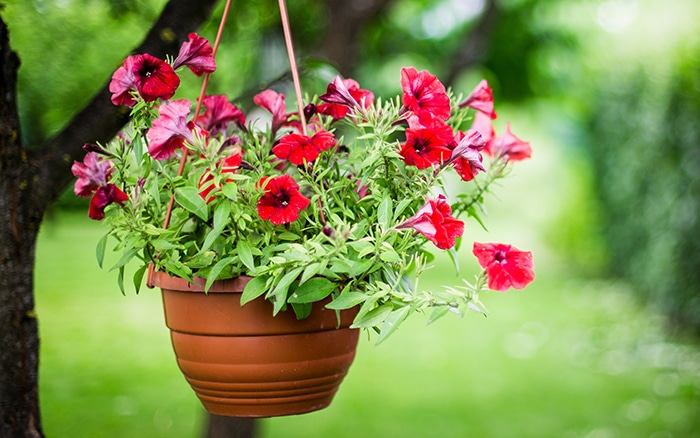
[3,0,700,436]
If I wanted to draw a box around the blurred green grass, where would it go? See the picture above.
[36,210,700,438]
[35,111,699,437]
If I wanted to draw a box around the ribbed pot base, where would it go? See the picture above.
[153,272,359,418]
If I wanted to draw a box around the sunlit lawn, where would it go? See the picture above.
[35,209,700,438]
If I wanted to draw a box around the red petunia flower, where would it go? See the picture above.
[399,122,454,169]
[318,76,374,120]
[197,95,246,135]
[491,123,532,162]
[109,55,138,107]
[256,175,310,225]
[401,67,451,124]
[396,194,464,250]
[272,130,336,165]
[88,183,129,221]
[147,99,196,160]
[472,242,535,292]
[172,32,216,77]
[459,79,497,120]
[254,90,289,135]
[448,129,486,181]
[198,152,242,203]
[131,54,180,102]
[72,152,114,198]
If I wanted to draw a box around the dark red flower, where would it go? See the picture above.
[318,76,374,120]
[172,32,216,77]
[88,183,129,221]
[198,152,242,203]
[399,122,454,169]
[256,175,310,225]
[448,129,486,181]
[459,79,497,120]
[491,123,532,162]
[109,55,138,107]
[131,54,180,102]
[197,95,246,135]
[472,242,535,292]
[272,130,336,165]
[254,90,289,135]
[147,99,196,160]
[401,67,451,124]
[397,195,464,250]
[72,152,114,198]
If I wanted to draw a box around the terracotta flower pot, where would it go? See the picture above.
[152,271,360,418]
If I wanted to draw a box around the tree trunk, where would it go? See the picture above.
[0,0,221,435]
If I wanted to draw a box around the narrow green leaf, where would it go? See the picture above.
[241,276,269,306]
[237,240,255,273]
[326,291,366,310]
[351,304,392,329]
[200,202,231,252]
[270,267,303,315]
[117,265,126,296]
[288,278,337,303]
[377,196,392,230]
[110,247,139,272]
[96,233,108,269]
[300,262,322,284]
[204,256,235,292]
[133,264,147,294]
[175,187,209,221]
[376,306,412,344]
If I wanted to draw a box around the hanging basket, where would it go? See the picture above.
[152,271,360,418]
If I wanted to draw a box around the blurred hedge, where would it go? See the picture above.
[587,52,700,334]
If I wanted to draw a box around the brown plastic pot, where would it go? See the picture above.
[152,271,360,418]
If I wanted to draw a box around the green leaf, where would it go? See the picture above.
[270,267,303,315]
[175,187,209,221]
[291,302,312,319]
[110,247,139,272]
[300,262,323,284]
[96,233,108,269]
[377,196,393,230]
[241,276,269,306]
[117,265,126,296]
[133,264,147,294]
[288,278,337,303]
[200,202,231,252]
[427,306,451,325]
[376,306,412,344]
[351,304,392,329]
[204,256,235,292]
[326,291,366,310]
[150,239,180,251]
[186,250,216,269]
[237,240,255,273]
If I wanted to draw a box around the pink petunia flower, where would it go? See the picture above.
[459,79,497,120]
[197,95,246,135]
[472,242,535,292]
[146,99,196,160]
[401,67,451,124]
[109,55,138,107]
[399,122,454,169]
[396,195,464,250]
[172,32,216,77]
[470,111,496,154]
[272,130,336,166]
[72,151,114,198]
[131,54,180,102]
[490,123,532,162]
[448,129,486,181]
[256,175,311,225]
[318,76,374,120]
[254,90,289,136]
[88,183,129,221]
